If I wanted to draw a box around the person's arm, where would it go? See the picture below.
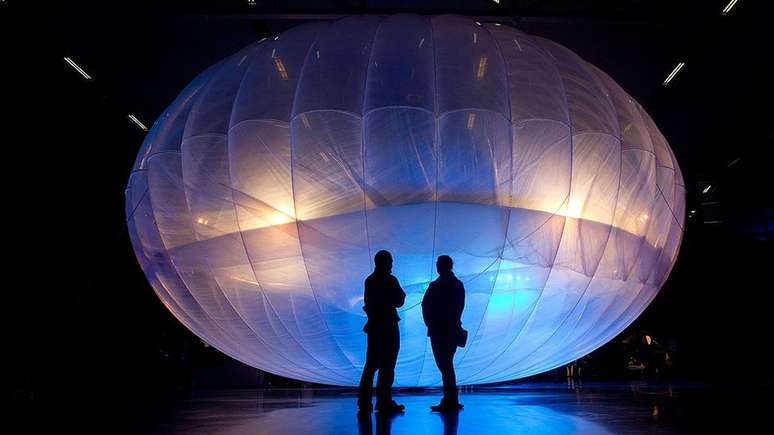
[391,276,406,308]
[454,281,465,325]
[421,285,432,328]
[362,278,372,316]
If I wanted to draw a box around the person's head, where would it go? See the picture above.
[374,250,393,273]
[436,255,453,275]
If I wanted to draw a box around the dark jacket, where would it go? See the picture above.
[362,271,406,334]
[421,273,465,339]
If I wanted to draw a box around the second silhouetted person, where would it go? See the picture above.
[422,255,466,412]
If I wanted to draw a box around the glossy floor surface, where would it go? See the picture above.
[129,382,768,434]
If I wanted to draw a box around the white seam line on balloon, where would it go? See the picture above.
[226,125,347,384]
[181,46,326,379]
[457,34,572,384]
[204,46,345,383]
[148,115,634,173]
[475,140,622,382]
[141,71,257,362]
[568,193,663,356]
[461,34,573,384]
[141,58,330,381]
[500,54,626,376]
[180,114,302,372]
[358,16,385,376]
[288,19,364,380]
[542,151,656,361]
[514,132,625,375]
[573,186,674,354]
[146,154,256,368]
[575,183,666,350]
[416,14,439,387]
[137,65,216,170]
[451,20,515,376]
[129,185,226,365]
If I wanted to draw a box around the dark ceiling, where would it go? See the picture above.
[9,1,772,204]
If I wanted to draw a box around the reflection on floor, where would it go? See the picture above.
[139,383,767,434]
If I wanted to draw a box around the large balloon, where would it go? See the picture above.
[126,15,684,386]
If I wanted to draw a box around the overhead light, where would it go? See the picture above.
[476,56,488,80]
[128,114,148,132]
[466,113,476,129]
[662,62,685,86]
[702,184,712,194]
[273,57,288,80]
[63,57,92,80]
[492,0,501,3]
[727,157,741,167]
[722,0,739,15]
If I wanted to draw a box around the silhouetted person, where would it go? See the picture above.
[422,255,465,412]
[358,250,406,414]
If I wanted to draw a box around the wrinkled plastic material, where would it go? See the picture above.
[126,15,684,386]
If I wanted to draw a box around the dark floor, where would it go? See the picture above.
[109,382,769,434]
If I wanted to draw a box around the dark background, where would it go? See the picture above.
[4,0,773,430]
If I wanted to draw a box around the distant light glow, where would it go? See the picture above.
[662,62,685,86]
[722,0,739,15]
[127,114,148,132]
[63,57,92,80]
[269,212,292,225]
[702,184,712,194]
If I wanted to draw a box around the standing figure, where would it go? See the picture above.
[358,250,406,414]
[422,255,466,412]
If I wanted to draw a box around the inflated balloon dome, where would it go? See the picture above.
[126,15,685,386]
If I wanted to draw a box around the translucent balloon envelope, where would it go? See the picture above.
[126,15,684,386]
